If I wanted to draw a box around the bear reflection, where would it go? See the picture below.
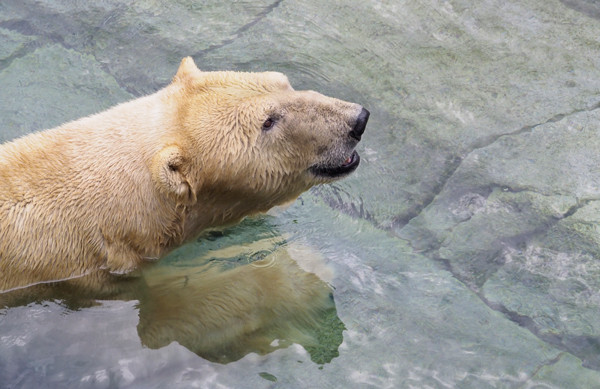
[0,240,344,365]
[137,243,342,363]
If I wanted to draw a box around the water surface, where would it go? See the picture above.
[2,0,600,387]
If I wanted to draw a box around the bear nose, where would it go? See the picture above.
[349,107,369,141]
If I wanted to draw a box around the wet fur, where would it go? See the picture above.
[0,57,362,291]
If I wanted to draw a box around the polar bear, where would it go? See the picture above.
[0,57,369,291]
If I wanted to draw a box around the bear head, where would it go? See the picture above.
[152,57,369,231]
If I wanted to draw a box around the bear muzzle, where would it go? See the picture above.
[309,106,369,179]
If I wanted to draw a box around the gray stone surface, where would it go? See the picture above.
[2,0,600,387]
[401,108,600,369]
[0,0,284,95]
[0,27,32,62]
[0,44,131,141]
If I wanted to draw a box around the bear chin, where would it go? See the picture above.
[309,150,360,178]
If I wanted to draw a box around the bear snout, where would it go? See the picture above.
[349,107,369,141]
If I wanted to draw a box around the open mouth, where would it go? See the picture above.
[309,150,360,178]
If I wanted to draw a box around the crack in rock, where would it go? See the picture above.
[387,100,600,371]
[560,198,599,219]
[479,291,600,371]
[0,15,124,86]
[407,191,600,371]
[392,100,600,230]
[193,0,284,58]
[528,352,566,383]
[408,188,600,291]
[561,0,600,20]
[0,36,45,72]
[0,0,284,95]
[0,18,67,72]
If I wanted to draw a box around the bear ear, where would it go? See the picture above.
[151,145,197,206]
[173,57,202,84]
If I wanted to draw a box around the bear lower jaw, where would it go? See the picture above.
[309,150,360,178]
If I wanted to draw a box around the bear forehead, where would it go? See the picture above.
[202,71,292,93]
[175,57,292,95]
[181,71,293,97]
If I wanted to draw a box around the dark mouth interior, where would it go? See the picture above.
[310,150,360,178]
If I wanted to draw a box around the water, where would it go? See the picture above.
[3,0,600,387]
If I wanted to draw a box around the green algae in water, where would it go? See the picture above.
[304,307,346,365]
[258,372,278,382]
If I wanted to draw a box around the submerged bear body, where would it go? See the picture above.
[0,57,368,291]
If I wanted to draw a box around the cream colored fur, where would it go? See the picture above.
[0,57,363,291]
[137,240,336,362]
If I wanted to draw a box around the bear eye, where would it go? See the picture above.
[262,118,275,131]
